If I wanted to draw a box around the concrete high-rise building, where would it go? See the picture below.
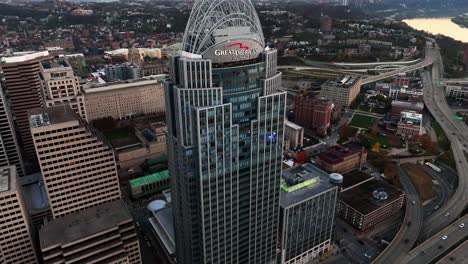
[29,105,121,219]
[320,75,362,107]
[39,200,141,264]
[279,164,338,264]
[165,0,286,263]
[83,78,166,122]
[40,59,87,120]
[0,166,38,264]
[0,87,25,176]
[1,51,53,166]
[294,96,334,137]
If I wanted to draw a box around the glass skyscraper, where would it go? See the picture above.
[165,1,286,263]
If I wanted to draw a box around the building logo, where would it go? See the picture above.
[214,42,259,57]
[227,42,250,50]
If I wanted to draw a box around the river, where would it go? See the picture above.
[403,18,468,43]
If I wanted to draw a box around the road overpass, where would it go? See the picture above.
[372,166,423,264]
[372,43,468,263]
[435,239,468,263]
[401,215,468,264]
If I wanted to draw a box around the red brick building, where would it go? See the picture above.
[294,96,333,137]
[390,100,424,120]
[317,143,367,174]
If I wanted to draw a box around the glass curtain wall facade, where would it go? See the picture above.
[165,1,286,263]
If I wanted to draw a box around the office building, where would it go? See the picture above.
[40,59,87,120]
[0,166,38,264]
[83,78,166,122]
[279,164,338,264]
[294,96,334,136]
[317,143,367,174]
[61,53,87,78]
[397,111,424,139]
[320,75,362,107]
[337,178,404,231]
[1,51,53,164]
[285,120,304,150]
[390,100,424,119]
[104,63,141,82]
[0,87,25,176]
[39,200,141,264]
[29,105,121,219]
[165,0,286,263]
[445,82,468,99]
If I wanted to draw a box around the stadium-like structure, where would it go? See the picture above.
[182,0,265,55]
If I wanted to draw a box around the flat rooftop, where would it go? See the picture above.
[130,170,169,189]
[318,143,365,164]
[41,59,70,69]
[280,163,337,208]
[149,206,175,255]
[341,170,374,190]
[391,100,424,109]
[323,75,360,89]
[83,77,166,94]
[0,166,15,194]
[28,105,78,129]
[20,173,49,212]
[39,200,132,250]
[340,179,404,215]
[285,120,303,131]
[1,50,50,64]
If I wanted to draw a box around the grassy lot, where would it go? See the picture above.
[432,121,450,151]
[402,164,434,202]
[103,127,132,141]
[350,114,376,129]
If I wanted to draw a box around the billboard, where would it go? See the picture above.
[202,39,263,64]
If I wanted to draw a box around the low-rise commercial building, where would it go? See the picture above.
[390,100,424,120]
[337,179,404,231]
[115,123,167,170]
[397,111,424,139]
[279,163,338,264]
[83,78,166,122]
[320,75,362,107]
[317,143,367,174]
[130,170,170,198]
[39,200,141,264]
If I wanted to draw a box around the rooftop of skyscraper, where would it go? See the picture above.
[280,163,337,208]
[28,105,77,129]
[40,59,70,69]
[39,200,132,250]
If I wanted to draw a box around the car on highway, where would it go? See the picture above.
[459,223,465,228]
[445,213,450,217]
[442,235,448,240]
[364,253,372,259]
[412,200,416,205]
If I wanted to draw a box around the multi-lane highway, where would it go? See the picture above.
[402,215,468,264]
[420,45,468,240]
[435,239,468,263]
[372,166,423,264]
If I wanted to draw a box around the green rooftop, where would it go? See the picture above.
[130,170,170,189]
[280,177,320,193]
[148,155,168,166]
